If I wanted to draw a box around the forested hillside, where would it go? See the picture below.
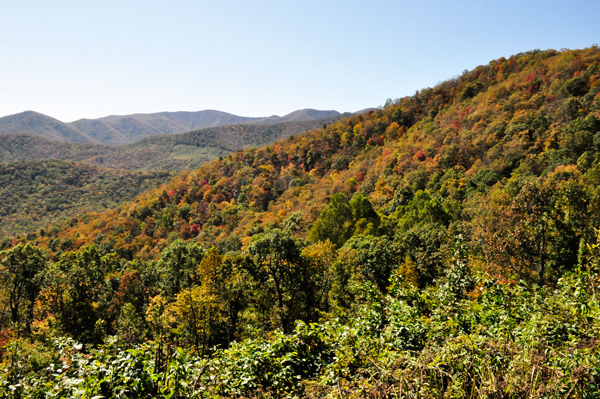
[0,160,171,238]
[2,47,600,398]
[0,112,342,242]
[0,116,343,171]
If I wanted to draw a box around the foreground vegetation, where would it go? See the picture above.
[1,46,600,397]
[3,249,600,398]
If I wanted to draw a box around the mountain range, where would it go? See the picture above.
[0,108,342,145]
[0,114,346,171]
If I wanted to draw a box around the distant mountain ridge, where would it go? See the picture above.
[0,108,342,145]
[0,113,346,171]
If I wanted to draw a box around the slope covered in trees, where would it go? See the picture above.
[2,47,600,397]
[0,160,171,238]
[0,116,344,171]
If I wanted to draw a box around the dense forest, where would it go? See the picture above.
[1,47,600,398]
[0,160,171,238]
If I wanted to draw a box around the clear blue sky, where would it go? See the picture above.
[0,0,598,122]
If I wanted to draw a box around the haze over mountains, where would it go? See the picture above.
[0,108,342,145]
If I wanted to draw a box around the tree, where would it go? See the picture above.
[390,190,452,286]
[157,240,205,298]
[195,248,252,346]
[146,294,171,374]
[349,194,380,235]
[301,240,336,316]
[336,235,399,295]
[0,243,45,335]
[170,285,218,355]
[308,193,353,248]
[309,193,380,248]
[476,174,589,286]
[247,229,306,332]
[114,302,146,345]
[108,270,145,331]
[40,245,106,343]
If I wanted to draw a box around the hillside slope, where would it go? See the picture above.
[0,160,171,238]
[37,47,600,264]
[0,111,100,143]
[0,108,342,145]
[0,117,343,237]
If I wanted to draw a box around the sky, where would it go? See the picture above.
[0,0,598,122]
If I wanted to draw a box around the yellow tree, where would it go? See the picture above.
[170,285,218,356]
[301,240,336,317]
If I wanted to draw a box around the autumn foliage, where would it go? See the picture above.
[2,47,600,397]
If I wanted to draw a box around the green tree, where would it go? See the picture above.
[309,193,353,248]
[0,243,46,335]
[301,240,336,318]
[157,240,205,298]
[330,235,399,309]
[170,285,218,355]
[40,245,106,343]
[114,302,147,345]
[478,176,589,285]
[390,191,452,286]
[309,193,380,248]
[197,249,252,346]
[349,194,380,235]
[247,229,306,332]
